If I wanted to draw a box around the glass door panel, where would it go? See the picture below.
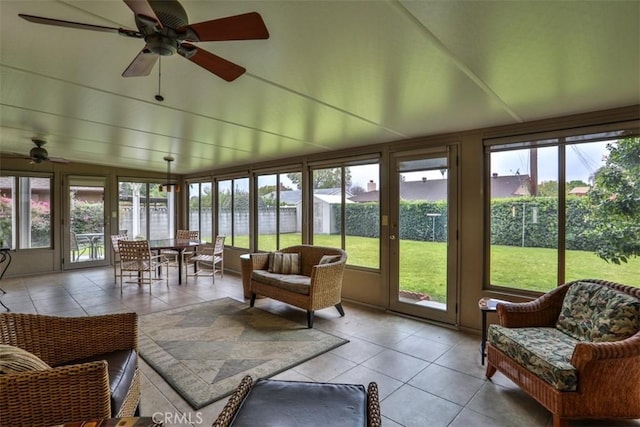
[64,176,108,269]
[389,147,458,324]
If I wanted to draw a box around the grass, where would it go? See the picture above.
[227,235,640,303]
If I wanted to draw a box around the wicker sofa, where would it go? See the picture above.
[249,245,347,328]
[486,279,640,427]
[0,312,140,427]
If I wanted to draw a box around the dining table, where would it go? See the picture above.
[76,232,105,259]
[148,238,201,285]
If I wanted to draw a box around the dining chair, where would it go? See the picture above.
[117,240,168,293]
[110,233,129,284]
[162,230,199,261]
[185,235,225,284]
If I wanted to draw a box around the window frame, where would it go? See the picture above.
[484,121,640,295]
[308,157,381,270]
[117,179,176,240]
[254,169,302,252]
[186,179,213,242]
[216,176,250,249]
[0,172,53,250]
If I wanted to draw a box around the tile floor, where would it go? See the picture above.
[1,267,639,427]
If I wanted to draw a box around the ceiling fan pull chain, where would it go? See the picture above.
[155,57,164,102]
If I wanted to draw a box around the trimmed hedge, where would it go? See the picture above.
[342,196,596,250]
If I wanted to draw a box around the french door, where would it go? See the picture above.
[389,146,459,324]
[63,176,109,270]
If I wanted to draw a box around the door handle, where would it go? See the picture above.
[390,235,396,240]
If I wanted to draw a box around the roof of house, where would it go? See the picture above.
[348,174,532,202]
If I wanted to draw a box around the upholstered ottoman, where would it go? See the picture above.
[213,376,381,427]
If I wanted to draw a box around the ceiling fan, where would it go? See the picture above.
[19,0,269,82]
[6,138,70,164]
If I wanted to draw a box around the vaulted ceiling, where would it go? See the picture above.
[1,0,638,174]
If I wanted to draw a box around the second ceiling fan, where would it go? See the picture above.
[19,0,269,82]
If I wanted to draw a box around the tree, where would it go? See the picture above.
[286,168,352,190]
[537,180,589,197]
[586,137,640,264]
[349,185,365,195]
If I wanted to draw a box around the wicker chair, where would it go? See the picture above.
[212,375,381,427]
[486,279,640,427]
[249,245,347,328]
[0,312,140,427]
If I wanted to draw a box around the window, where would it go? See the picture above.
[118,181,175,240]
[218,177,249,249]
[0,175,52,249]
[256,171,302,251]
[188,181,213,242]
[311,162,380,269]
[486,126,640,293]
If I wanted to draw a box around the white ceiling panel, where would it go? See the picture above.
[1,0,638,173]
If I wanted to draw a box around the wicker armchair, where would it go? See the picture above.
[0,312,140,427]
[249,245,347,328]
[486,279,640,427]
[212,375,381,427]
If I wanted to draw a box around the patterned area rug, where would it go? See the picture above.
[138,298,348,409]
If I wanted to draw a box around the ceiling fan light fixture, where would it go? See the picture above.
[160,155,179,193]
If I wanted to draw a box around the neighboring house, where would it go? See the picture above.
[0,176,51,201]
[263,188,355,234]
[313,194,354,234]
[568,186,591,196]
[348,174,531,203]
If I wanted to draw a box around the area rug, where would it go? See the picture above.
[138,298,348,409]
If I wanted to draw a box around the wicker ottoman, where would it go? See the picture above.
[213,376,381,427]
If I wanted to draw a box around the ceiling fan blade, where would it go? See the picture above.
[18,14,141,38]
[4,153,31,160]
[122,49,158,77]
[179,12,269,42]
[178,44,246,82]
[48,157,71,164]
[123,0,162,28]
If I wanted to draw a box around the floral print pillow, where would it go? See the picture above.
[556,281,640,342]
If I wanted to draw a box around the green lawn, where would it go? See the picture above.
[228,235,640,302]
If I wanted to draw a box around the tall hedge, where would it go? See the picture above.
[342,196,595,250]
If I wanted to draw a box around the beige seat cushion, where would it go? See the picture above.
[0,344,50,374]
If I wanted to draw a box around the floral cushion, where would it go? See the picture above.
[556,281,640,342]
[488,325,578,391]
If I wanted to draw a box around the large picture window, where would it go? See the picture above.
[0,175,52,250]
[310,162,380,269]
[486,126,640,293]
[188,181,213,242]
[256,171,302,251]
[218,177,249,249]
[118,181,175,240]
